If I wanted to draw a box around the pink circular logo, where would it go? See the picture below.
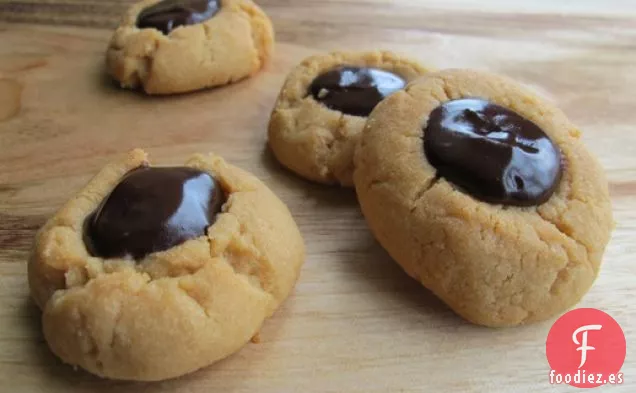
[546,308,626,388]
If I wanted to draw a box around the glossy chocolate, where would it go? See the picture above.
[84,166,225,260]
[424,98,562,206]
[309,66,406,117]
[136,0,221,35]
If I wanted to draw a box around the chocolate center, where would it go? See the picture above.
[84,166,225,260]
[309,66,406,117]
[423,98,562,206]
[136,0,221,35]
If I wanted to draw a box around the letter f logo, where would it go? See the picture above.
[572,325,602,369]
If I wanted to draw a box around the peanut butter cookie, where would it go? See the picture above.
[106,0,274,95]
[268,51,433,186]
[28,149,304,381]
[354,69,613,327]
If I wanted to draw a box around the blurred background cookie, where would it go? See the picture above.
[268,51,433,186]
[354,69,613,327]
[29,149,304,381]
[106,0,274,95]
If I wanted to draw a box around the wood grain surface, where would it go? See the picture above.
[1,1,635,392]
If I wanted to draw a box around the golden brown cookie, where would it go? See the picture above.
[268,51,433,186]
[353,69,613,327]
[106,0,274,95]
[28,149,304,381]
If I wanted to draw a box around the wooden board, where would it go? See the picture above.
[1,1,635,392]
